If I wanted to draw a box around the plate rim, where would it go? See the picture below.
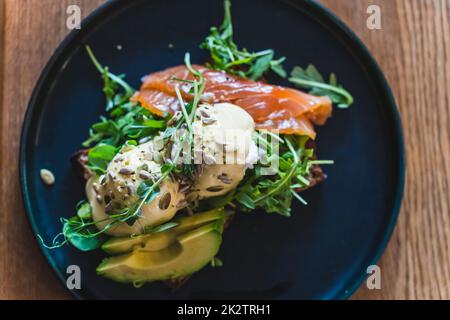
[19,0,405,300]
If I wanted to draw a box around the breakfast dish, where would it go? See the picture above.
[21,0,405,300]
[41,0,354,288]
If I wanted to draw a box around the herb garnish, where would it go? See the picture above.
[289,64,354,108]
[204,133,333,217]
[235,135,311,216]
[200,0,286,79]
[83,47,168,174]
[86,45,134,111]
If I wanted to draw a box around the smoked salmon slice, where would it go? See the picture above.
[131,65,332,139]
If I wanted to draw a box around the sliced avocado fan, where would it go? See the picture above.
[101,208,225,255]
[96,219,224,284]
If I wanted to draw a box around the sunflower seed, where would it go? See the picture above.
[126,183,135,195]
[203,154,217,165]
[202,118,217,125]
[206,185,224,192]
[139,170,152,180]
[40,169,55,185]
[119,167,134,175]
[200,109,210,118]
[96,194,103,204]
[179,184,192,194]
[158,192,172,210]
[138,137,151,144]
[217,173,232,184]
[114,155,125,163]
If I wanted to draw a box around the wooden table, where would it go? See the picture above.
[1,0,449,300]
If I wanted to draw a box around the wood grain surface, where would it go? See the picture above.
[0,0,449,300]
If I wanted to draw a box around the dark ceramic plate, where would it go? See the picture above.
[20,0,404,299]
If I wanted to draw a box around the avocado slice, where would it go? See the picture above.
[96,220,223,284]
[101,208,224,255]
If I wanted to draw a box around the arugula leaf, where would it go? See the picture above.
[200,0,286,80]
[86,45,134,111]
[230,134,330,217]
[83,47,168,150]
[289,64,354,108]
[82,96,165,148]
[87,144,117,174]
[235,191,255,210]
[270,56,287,78]
[247,50,275,80]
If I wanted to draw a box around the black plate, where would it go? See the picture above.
[20,0,404,299]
